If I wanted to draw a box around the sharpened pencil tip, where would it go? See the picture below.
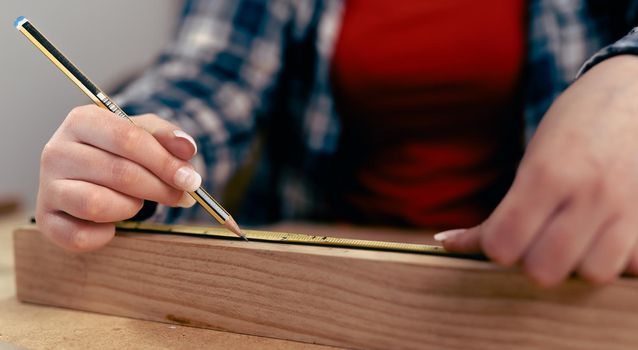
[224,216,247,241]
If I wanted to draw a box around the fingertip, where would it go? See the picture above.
[524,266,564,289]
[154,129,197,160]
[133,115,197,160]
[41,212,115,252]
[578,261,620,286]
[480,226,520,267]
[68,223,115,252]
[174,166,202,192]
[440,238,458,252]
[484,244,519,267]
[579,269,617,286]
[522,255,570,288]
[433,229,466,242]
[435,228,482,254]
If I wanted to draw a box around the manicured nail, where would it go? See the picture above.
[177,192,197,208]
[173,130,198,154]
[174,167,202,192]
[434,229,466,242]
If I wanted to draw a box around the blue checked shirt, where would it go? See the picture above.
[115,0,638,225]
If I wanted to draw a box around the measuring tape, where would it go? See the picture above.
[116,221,482,259]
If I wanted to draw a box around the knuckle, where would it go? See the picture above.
[527,161,562,188]
[36,212,79,249]
[34,208,50,234]
[111,159,140,188]
[40,142,61,170]
[579,265,616,285]
[593,177,625,207]
[65,106,84,124]
[110,199,144,222]
[481,210,523,266]
[80,190,106,221]
[546,223,573,255]
[65,105,93,128]
[583,153,605,174]
[587,175,607,199]
[42,217,64,243]
[33,211,89,251]
[141,113,162,123]
[134,114,165,133]
[44,180,64,207]
[119,126,144,154]
[162,155,183,178]
[482,235,514,266]
[140,113,173,127]
[67,227,90,251]
[487,205,522,233]
[524,264,560,288]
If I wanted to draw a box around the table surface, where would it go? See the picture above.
[0,214,439,349]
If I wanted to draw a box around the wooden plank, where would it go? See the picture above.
[1,217,330,350]
[13,226,638,350]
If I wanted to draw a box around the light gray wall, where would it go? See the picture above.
[0,1,181,210]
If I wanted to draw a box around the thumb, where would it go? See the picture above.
[134,114,198,161]
[434,225,483,254]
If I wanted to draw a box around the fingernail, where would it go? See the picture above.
[174,167,202,192]
[173,130,197,154]
[434,229,466,242]
[177,192,197,208]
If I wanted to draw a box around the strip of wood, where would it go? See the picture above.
[14,226,638,350]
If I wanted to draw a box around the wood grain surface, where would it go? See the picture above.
[14,226,638,350]
[0,217,333,350]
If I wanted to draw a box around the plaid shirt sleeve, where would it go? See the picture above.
[115,0,296,222]
[523,0,636,138]
[579,27,638,76]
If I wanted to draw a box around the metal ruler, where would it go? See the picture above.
[116,221,483,259]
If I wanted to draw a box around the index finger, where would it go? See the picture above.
[476,165,567,266]
[64,105,201,192]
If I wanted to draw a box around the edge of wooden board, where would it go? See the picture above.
[13,226,638,350]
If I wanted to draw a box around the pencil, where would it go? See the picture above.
[14,16,247,241]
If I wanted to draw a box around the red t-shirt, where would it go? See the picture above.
[330,0,526,229]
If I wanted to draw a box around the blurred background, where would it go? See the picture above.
[0,1,181,212]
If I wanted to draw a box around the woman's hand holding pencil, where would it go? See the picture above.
[16,17,246,248]
[36,105,201,251]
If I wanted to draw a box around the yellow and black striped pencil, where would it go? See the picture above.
[15,16,247,241]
